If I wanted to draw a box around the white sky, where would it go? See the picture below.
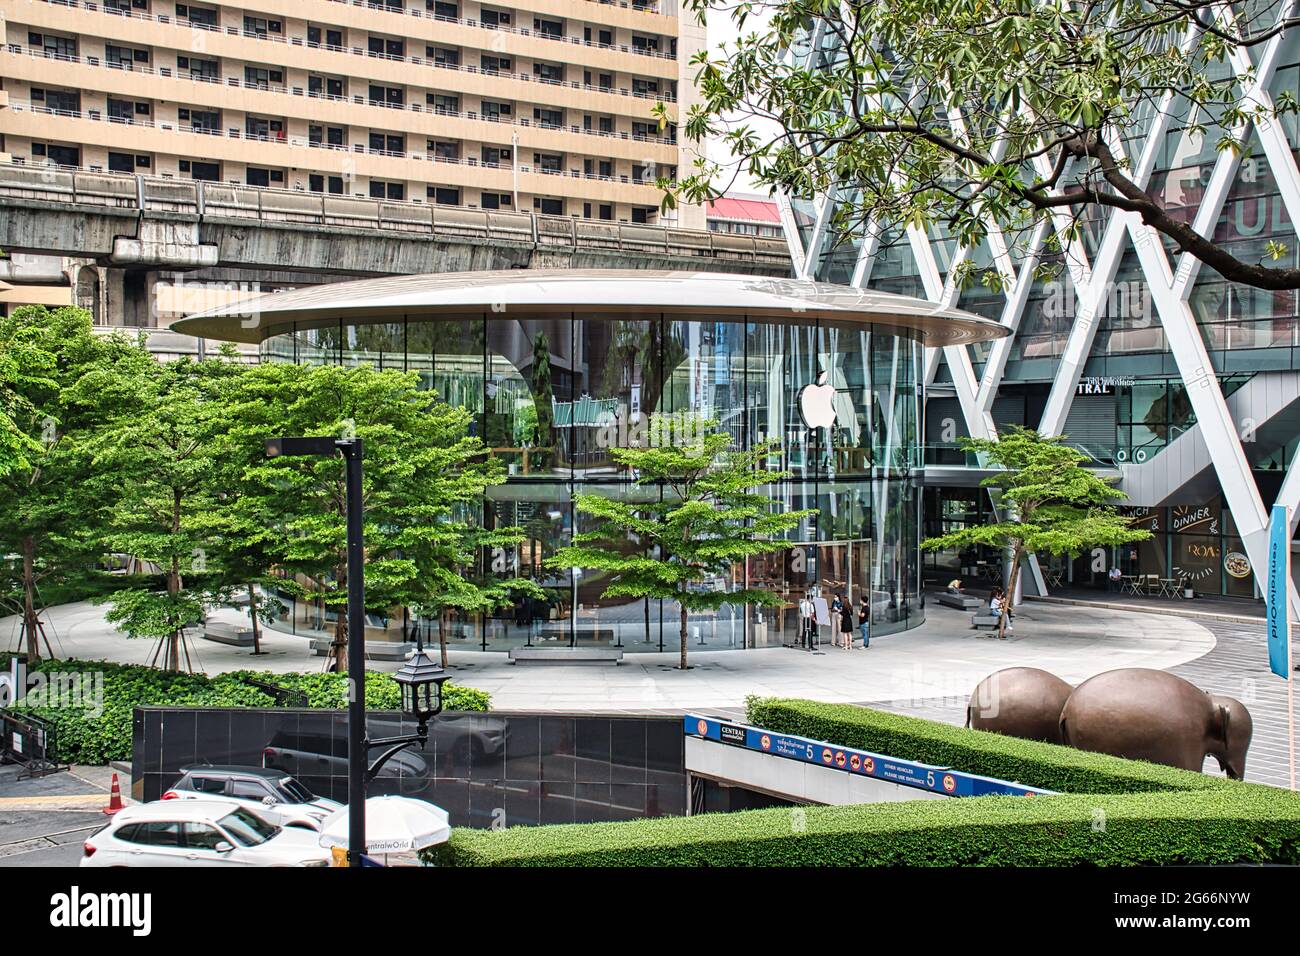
[702,5,772,195]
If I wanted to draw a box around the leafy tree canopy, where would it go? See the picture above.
[676,0,1300,290]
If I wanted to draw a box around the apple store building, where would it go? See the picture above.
[176,270,1005,653]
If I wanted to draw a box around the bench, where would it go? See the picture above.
[508,647,624,665]
[202,622,256,647]
[971,614,1002,630]
[309,638,415,661]
[537,622,617,644]
[935,592,980,610]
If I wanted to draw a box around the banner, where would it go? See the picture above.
[1267,504,1292,679]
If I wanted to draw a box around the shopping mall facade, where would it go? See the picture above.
[781,15,1300,608]
[176,270,1003,651]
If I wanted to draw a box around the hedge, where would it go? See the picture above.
[0,655,489,765]
[421,697,1300,866]
[426,786,1300,867]
[744,696,1223,794]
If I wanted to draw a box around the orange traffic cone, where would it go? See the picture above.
[102,773,124,816]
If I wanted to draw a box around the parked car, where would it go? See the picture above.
[163,765,341,830]
[81,801,331,867]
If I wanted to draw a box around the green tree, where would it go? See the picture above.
[549,417,816,669]
[223,363,530,672]
[676,0,1300,291]
[920,427,1151,637]
[76,355,241,670]
[0,306,146,660]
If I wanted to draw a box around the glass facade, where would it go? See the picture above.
[260,311,929,648]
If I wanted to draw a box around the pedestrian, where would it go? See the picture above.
[858,595,871,649]
[838,594,854,650]
[1107,565,1123,592]
[798,591,816,649]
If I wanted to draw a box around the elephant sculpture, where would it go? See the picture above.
[966,667,1074,743]
[1058,668,1253,779]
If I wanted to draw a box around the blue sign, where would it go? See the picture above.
[684,715,1054,798]
[1267,504,1292,680]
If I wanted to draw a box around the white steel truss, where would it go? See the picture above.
[777,4,1300,614]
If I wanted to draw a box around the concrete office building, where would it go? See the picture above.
[783,11,1300,606]
[0,0,705,227]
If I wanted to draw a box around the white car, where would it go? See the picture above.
[81,801,332,867]
[162,765,342,830]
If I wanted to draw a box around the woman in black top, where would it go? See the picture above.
[839,595,855,650]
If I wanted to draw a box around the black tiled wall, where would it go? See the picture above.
[133,708,686,828]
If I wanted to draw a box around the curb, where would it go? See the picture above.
[1025,594,1268,627]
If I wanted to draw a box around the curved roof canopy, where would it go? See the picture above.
[172,269,1009,346]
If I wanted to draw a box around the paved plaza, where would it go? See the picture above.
[5,598,1213,712]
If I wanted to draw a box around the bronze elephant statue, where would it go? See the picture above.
[966,667,1073,743]
[1059,668,1253,779]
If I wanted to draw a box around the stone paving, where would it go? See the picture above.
[6,596,1295,789]
[5,598,1212,711]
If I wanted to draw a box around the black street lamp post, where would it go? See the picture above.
[266,435,450,868]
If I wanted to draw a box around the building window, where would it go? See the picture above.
[430,141,461,161]
[244,66,284,90]
[246,167,271,188]
[105,44,148,69]
[430,1,458,18]
[176,4,218,28]
[309,174,345,194]
[533,108,563,129]
[29,32,77,58]
[427,186,460,205]
[368,36,405,58]
[368,132,405,156]
[108,152,135,173]
[482,146,511,167]
[429,46,460,67]
[534,18,563,38]
[533,62,563,84]
[533,197,563,216]
[481,101,512,121]
[181,159,220,181]
[481,192,511,209]
[178,56,219,81]
[309,125,345,147]
[369,84,405,107]
[370,180,406,201]
[307,26,344,49]
[481,55,512,75]
[427,93,459,114]
[480,7,512,28]
[242,16,282,38]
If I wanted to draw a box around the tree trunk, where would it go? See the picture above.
[438,611,449,668]
[166,557,182,672]
[21,535,43,661]
[1000,545,1023,640]
[678,592,689,670]
[248,584,262,655]
[331,562,347,673]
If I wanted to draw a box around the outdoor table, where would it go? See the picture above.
[1123,575,1142,595]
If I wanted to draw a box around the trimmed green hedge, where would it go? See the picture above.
[427,786,1300,867]
[743,696,1223,794]
[0,655,489,765]
[422,697,1300,867]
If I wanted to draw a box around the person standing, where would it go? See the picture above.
[858,596,871,649]
[839,595,855,650]
[798,591,815,649]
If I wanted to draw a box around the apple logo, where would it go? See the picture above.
[798,372,837,429]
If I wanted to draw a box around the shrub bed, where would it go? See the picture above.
[0,655,489,765]
[426,786,1300,867]
[745,696,1222,794]
[421,697,1300,867]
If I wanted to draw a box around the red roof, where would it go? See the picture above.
[707,196,781,223]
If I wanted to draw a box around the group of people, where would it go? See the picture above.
[798,591,871,650]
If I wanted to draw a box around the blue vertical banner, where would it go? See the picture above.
[1267,504,1292,679]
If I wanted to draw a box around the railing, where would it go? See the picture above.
[6,102,675,180]
[1,48,680,145]
[0,165,794,268]
[31,0,678,72]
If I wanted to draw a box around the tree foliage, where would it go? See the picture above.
[220,363,533,670]
[921,426,1150,635]
[678,0,1300,290]
[548,418,816,669]
[0,306,147,659]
